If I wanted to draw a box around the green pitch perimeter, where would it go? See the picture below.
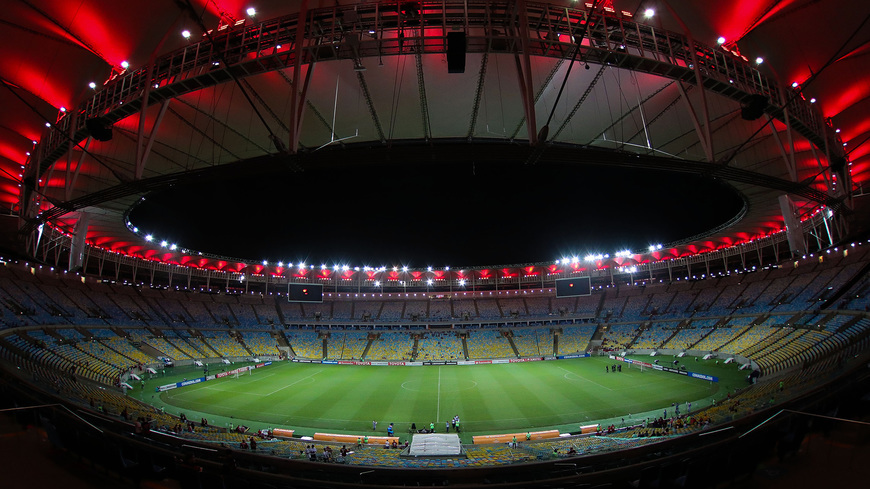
[132,356,746,441]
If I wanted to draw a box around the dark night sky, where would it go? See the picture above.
[129,160,743,267]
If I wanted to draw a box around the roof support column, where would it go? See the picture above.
[136,12,184,179]
[288,0,310,154]
[68,212,90,272]
[65,137,91,201]
[513,0,538,145]
[766,116,798,182]
[135,99,170,180]
[661,1,713,162]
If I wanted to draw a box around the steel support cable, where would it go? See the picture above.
[719,10,870,169]
[550,64,606,140]
[414,30,432,141]
[179,0,283,152]
[539,0,601,142]
[0,78,128,189]
[467,51,490,139]
[174,96,272,154]
[166,106,241,161]
[275,69,332,144]
[509,54,568,140]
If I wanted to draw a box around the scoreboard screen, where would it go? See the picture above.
[288,283,323,303]
[555,277,591,298]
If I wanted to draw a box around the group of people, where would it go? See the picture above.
[303,444,353,461]
[239,436,258,450]
[403,416,463,434]
[605,364,622,373]
[383,439,407,449]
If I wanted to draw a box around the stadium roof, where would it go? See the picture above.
[2,0,867,272]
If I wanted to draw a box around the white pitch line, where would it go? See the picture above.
[264,369,323,396]
[556,366,613,391]
[436,366,441,422]
[245,372,278,383]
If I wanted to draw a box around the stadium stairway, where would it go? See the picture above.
[585,325,604,352]
[359,335,374,360]
[821,259,870,309]
[660,326,681,348]
[506,331,520,357]
[191,330,223,357]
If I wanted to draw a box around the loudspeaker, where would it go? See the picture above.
[85,117,113,141]
[447,32,466,73]
[741,94,768,121]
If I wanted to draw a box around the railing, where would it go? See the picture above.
[32,1,835,177]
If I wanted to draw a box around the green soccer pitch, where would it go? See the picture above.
[132,356,746,440]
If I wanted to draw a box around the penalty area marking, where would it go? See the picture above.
[557,366,613,391]
[264,369,324,396]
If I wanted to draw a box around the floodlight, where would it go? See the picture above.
[277,261,284,267]
[755,57,764,64]
[427,279,433,285]
[59,107,66,112]
[643,8,654,18]
[89,82,96,89]
[427,266,432,272]
[160,240,168,247]
[120,60,129,69]
[402,266,408,272]
[810,98,816,103]
[182,30,191,39]
[458,279,466,286]
[792,82,799,88]
[263,260,268,266]
[145,235,153,241]
[716,36,726,45]
[246,7,256,16]
[374,280,381,286]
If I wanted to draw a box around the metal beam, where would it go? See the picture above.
[356,70,386,143]
[65,137,91,201]
[551,64,606,141]
[32,1,831,175]
[135,99,170,180]
[467,51,489,139]
[414,31,432,141]
[287,0,310,154]
[513,0,539,145]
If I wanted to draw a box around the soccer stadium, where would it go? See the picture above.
[1,1,869,488]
